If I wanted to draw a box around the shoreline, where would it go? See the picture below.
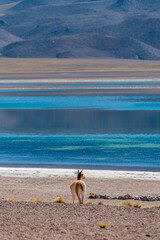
[0,167,160,180]
[0,173,160,207]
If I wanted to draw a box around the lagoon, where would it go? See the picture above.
[0,92,160,171]
[1,95,160,110]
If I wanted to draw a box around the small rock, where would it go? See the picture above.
[117,196,124,200]
[140,196,149,201]
[133,196,140,200]
[123,194,133,200]
[103,195,110,199]
[146,234,150,237]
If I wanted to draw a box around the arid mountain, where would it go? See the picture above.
[0,0,160,59]
[110,0,160,12]
[0,28,21,49]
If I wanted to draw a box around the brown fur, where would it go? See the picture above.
[70,170,86,204]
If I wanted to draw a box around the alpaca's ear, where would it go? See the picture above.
[77,170,79,173]
[80,170,83,173]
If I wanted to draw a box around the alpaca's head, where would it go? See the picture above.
[77,170,85,180]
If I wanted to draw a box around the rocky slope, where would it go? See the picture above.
[0,0,160,59]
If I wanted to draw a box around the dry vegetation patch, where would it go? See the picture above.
[53,196,67,203]
[86,200,93,204]
[28,198,43,202]
[152,205,160,208]
[99,222,108,228]
[118,200,142,208]
[98,201,104,205]
[7,198,16,202]
[88,193,96,199]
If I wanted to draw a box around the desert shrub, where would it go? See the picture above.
[53,196,67,203]
[118,200,133,207]
[7,198,16,202]
[88,194,96,199]
[152,205,160,208]
[133,202,142,208]
[86,200,93,204]
[28,198,43,202]
[118,200,142,208]
[98,201,104,205]
[99,222,108,228]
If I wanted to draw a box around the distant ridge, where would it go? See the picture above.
[110,0,160,11]
[0,0,17,4]
[0,0,160,59]
[10,0,53,11]
[0,28,22,49]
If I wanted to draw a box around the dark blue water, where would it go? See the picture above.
[0,94,160,171]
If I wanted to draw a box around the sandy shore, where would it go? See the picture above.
[0,176,160,239]
[0,175,160,206]
[1,57,160,95]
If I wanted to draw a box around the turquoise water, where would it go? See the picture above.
[1,95,160,110]
[0,134,159,170]
[0,94,160,171]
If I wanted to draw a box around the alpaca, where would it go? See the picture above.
[70,170,86,204]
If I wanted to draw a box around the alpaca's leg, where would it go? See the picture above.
[72,193,76,204]
[81,195,84,204]
[76,191,82,204]
[81,192,85,204]
[79,194,82,204]
[78,192,84,204]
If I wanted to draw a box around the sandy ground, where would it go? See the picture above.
[1,58,160,95]
[0,58,160,73]
[0,176,160,206]
[1,201,160,240]
[0,58,160,80]
[0,176,160,239]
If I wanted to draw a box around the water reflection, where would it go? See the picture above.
[0,109,160,134]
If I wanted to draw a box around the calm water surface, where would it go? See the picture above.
[1,95,160,110]
[0,93,160,171]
